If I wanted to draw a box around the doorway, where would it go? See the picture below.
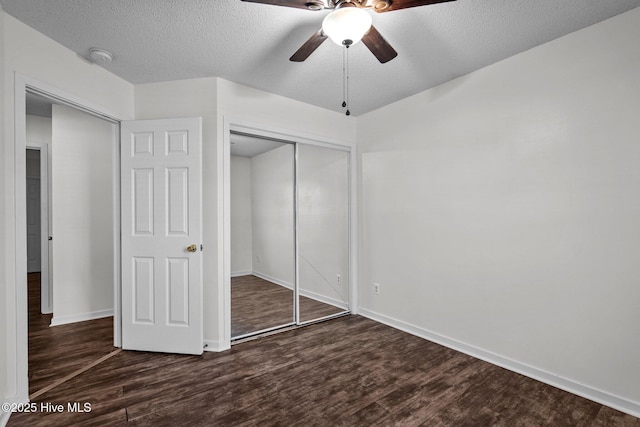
[25,140,51,316]
[227,125,354,342]
[14,76,207,402]
[16,83,121,401]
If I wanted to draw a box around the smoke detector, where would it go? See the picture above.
[88,48,113,64]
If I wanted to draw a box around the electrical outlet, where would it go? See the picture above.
[337,274,341,286]
[373,283,380,295]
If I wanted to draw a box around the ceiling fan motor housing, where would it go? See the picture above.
[372,0,391,11]
[305,0,324,10]
[333,0,391,10]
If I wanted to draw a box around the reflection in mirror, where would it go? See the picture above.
[297,144,350,323]
[230,133,295,338]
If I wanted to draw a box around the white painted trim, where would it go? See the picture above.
[24,76,121,124]
[349,144,358,315]
[112,123,122,348]
[50,309,114,327]
[358,307,640,419]
[0,393,29,427]
[230,270,253,278]
[25,142,51,315]
[39,144,51,315]
[203,340,231,353]
[13,74,30,404]
[294,142,300,325]
[227,118,353,152]
[14,73,124,402]
[220,117,232,350]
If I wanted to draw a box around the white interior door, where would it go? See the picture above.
[121,117,203,355]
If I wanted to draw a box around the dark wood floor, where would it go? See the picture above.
[9,280,640,426]
[231,275,345,337]
[27,273,115,396]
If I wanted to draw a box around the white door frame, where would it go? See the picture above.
[13,74,123,403]
[25,142,51,314]
[220,117,358,347]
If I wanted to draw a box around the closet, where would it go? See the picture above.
[230,133,350,340]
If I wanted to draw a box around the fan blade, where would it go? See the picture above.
[241,0,324,10]
[290,29,328,62]
[373,0,456,13]
[361,26,397,63]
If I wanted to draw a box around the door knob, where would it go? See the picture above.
[186,244,197,253]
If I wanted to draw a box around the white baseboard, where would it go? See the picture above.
[358,307,640,419]
[2,394,29,427]
[252,271,294,290]
[50,309,114,327]
[203,340,231,353]
[1,409,10,427]
[231,270,252,278]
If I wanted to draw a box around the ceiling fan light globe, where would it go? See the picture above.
[322,8,372,46]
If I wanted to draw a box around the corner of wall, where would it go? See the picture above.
[354,5,640,415]
[0,6,9,420]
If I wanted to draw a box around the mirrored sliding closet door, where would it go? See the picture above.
[230,133,351,341]
[296,143,350,323]
[230,135,295,338]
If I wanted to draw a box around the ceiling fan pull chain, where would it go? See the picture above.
[342,47,347,109]
[345,46,351,116]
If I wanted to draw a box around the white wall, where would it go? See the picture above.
[0,8,7,423]
[357,7,640,414]
[217,79,356,145]
[230,155,253,275]
[251,145,295,286]
[2,10,134,408]
[50,104,115,324]
[26,115,51,144]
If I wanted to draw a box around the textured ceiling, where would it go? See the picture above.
[3,0,640,116]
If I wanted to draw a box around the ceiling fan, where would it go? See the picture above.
[241,0,457,63]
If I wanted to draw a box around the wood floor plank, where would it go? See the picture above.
[10,274,640,426]
[26,273,117,396]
